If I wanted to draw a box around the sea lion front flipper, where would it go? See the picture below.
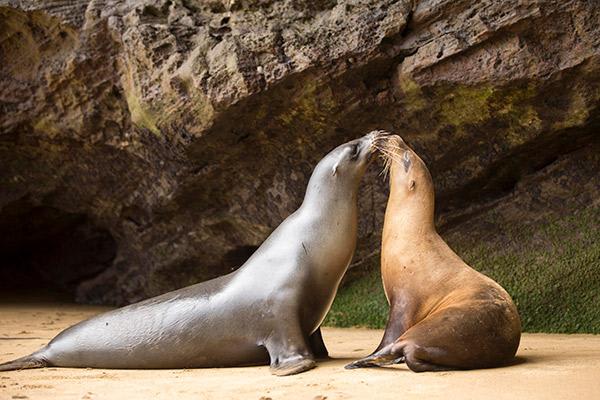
[270,356,316,376]
[309,327,329,359]
[344,356,380,369]
[266,324,316,376]
[345,343,402,369]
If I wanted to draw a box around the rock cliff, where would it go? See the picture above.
[1,0,598,305]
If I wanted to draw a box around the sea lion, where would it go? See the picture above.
[0,132,380,376]
[346,133,521,372]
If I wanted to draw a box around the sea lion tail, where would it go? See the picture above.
[0,352,48,371]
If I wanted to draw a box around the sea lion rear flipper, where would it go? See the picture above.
[309,327,329,359]
[265,324,316,376]
[0,352,48,371]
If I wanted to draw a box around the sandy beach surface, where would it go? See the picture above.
[1,300,599,400]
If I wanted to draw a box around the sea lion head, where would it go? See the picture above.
[373,132,434,203]
[304,131,381,201]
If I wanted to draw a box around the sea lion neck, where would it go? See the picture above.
[303,178,358,204]
[384,164,436,240]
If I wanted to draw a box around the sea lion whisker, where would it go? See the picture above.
[377,151,395,179]
[373,145,409,179]
[375,147,405,166]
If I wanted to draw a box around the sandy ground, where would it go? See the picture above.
[1,301,599,400]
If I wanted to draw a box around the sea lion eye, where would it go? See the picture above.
[350,144,360,159]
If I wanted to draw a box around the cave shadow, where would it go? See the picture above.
[0,198,116,303]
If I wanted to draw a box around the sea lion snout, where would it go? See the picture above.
[369,129,393,139]
[369,131,414,179]
[361,132,379,158]
[377,132,407,148]
[369,131,410,155]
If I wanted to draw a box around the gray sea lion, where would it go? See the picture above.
[346,133,521,372]
[0,132,379,376]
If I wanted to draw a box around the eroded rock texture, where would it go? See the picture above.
[1,0,598,304]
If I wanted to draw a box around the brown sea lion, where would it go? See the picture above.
[346,133,521,372]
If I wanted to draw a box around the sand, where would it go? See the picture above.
[1,301,599,400]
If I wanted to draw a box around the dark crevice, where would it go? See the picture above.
[0,198,117,299]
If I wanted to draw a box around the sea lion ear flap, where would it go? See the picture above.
[408,180,416,191]
[332,161,339,176]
